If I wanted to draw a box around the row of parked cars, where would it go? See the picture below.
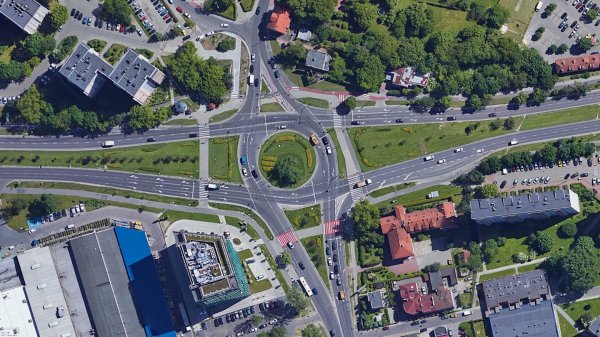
[210,301,279,332]
[40,203,86,226]
[0,95,19,105]
[128,0,163,36]
[70,8,127,33]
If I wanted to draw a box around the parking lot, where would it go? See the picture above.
[526,0,600,61]
[486,155,600,191]
[202,299,289,337]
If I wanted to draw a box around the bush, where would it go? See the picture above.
[217,37,236,53]
[51,35,78,62]
[559,222,577,238]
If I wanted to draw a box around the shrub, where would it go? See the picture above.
[559,222,577,238]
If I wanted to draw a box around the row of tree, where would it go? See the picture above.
[0,32,55,83]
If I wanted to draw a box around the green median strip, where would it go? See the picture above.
[260,102,284,112]
[300,235,330,290]
[260,244,290,294]
[519,105,599,131]
[163,119,198,126]
[0,141,200,178]
[298,97,329,109]
[209,136,242,183]
[209,202,274,240]
[368,182,416,198]
[161,210,220,223]
[327,129,347,179]
[209,109,238,123]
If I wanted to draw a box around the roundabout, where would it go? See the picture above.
[258,131,317,189]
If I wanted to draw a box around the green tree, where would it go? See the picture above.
[278,42,307,69]
[578,37,593,52]
[544,3,557,17]
[504,117,515,130]
[344,96,357,110]
[410,96,435,113]
[466,95,484,110]
[581,312,595,327]
[483,239,499,262]
[528,88,549,106]
[0,61,24,82]
[350,2,378,30]
[352,200,384,264]
[532,27,545,41]
[481,5,509,28]
[39,194,59,214]
[474,184,499,199]
[467,2,487,21]
[128,105,158,130]
[268,326,287,337]
[586,9,598,21]
[16,85,50,124]
[216,38,235,52]
[279,0,336,26]
[301,324,327,337]
[272,156,302,186]
[510,93,527,106]
[101,0,133,25]
[547,44,558,54]
[437,96,452,110]
[328,55,347,83]
[48,3,68,31]
[393,3,434,38]
[250,315,263,326]
[557,43,569,54]
[287,286,310,314]
[351,49,385,92]
[19,32,55,59]
[535,144,558,164]
[278,251,292,267]
[529,231,553,254]
[559,222,577,238]
[206,0,234,12]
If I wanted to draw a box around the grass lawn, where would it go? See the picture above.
[0,141,199,177]
[307,80,347,92]
[261,80,270,93]
[500,0,536,39]
[472,320,487,337]
[300,235,330,290]
[270,40,282,56]
[225,216,260,240]
[368,182,416,198]
[517,262,542,273]
[259,132,316,188]
[284,69,304,87]
[385,99,409,106]
[209,136,242,183]
[0,45,15,63]
[209,202,274,240]
[238,248,253,260]
[327,129,347,178]
[284,205,321,230]
[519,105,599,131]
[210,109,238,123]
[134,48,154,60]
[348,117,523,171]
[355,101,376,107]
[374,184,462,209]
[260,244,290,294]
[558,314,579,337]
[298,97,330,109]
[238,248,272,293]
[260,102,284,112]
[162,209,220,223]
[1,194,160,230]
[13,181,198,206]
[240,0,255,12]
[429,6,476,34]
[87,39,107,53]
[561,298,600,323]
[103,43,126,65]
[214,4,236,20]
[163,119,198,126]
[478,268,515,283]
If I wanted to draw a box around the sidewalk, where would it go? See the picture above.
[336,130,360,177]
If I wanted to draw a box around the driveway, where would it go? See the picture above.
[413,236,452,269]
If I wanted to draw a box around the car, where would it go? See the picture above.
[201,322,207,330]
[312,287,318,295]
[82,17,88,25]
[488,113,497,117]
[447,116,456,121]
[437,159,446,164]
[565,173,571,179]
[205,31,215,36]
[274,70,281,78]
[420,328,428,333]
[259,324,267,329]
[241,167,248,176]
[334,265,339,274]
[287,241,294,249]
[249,64,254,74]
[576,23,581,30]
[332,241,337,250]
[299,261,305,270]
[454,147,464,153]
[268,319,277,325]
[327,257,332,266]
[252,170,258,178]
[147,137,156,142]
[326,147,332,155]
[176,6,183,12]
[251,53,256,62]
[476,148,485,153]
[582,172,590,177]
[255,6,261,15]
[213,319,219,327]
[75,205,81,213]
[330,272,334,279]
[333,254,338,262]
[254,78,259,87]
[221,23,229,27]
[70,8,76,16]
[395,118,404,123]
[326,247,331,255]
[336,278,342,286]
[77,12,83,20]
[259,303,265,311]
[322,136,330,145]
[500,180,507,188]
[184,12,191,18]
[226,315,231,323]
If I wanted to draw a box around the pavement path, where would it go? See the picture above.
[337,130,361,177]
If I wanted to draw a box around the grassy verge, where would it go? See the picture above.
[0,141,200,178]
[209,203,274,240]
[561,298,600,323]
[300,235,330,290]
[478,268,516,283]
[558,314,578,337]
[213,4,236,20]
[161,210,220,223]
[259,132,316,189]
[87,39,107,53]
[240,0,255,12]
[384,99,409,106]
[368,182,416,198]
[270,40,282,56]
[298,97,329,109]
[1,194,161,230]
[307,81,346,92]
[500,0,536,39]
[209,136,242,183]
[238,248,272,293]
[261,80,270,93]
[520,105,599,131]
[374,185,462,209]
[284,205,321,231]
[348,118,522,171]
[225,216,260,240]
[134,48,154,60]
[260,244,290,294]
[11,181,198,206]
[209,109,237,123]
[103,43,126,65]
[260,102,284,112]
[517,262,542,273]
[327,129,347,178]
[355,101,375,107]
[163,119,197,125]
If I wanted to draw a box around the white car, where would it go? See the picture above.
[137,28,143,36]
[437,159,446,164]
[454,147,463,152]
[330,272,334,280]
[326,146,332,155]
[277,125,287,129]
[184,12,191,18]
[205,30,215,36]
[250,328,257,332]
[256,274,264,280]
[242,167,248,176]
[328,257,332,265]
[476,148,485,153]
[269,319,277,325]
[220,23,229,27]
[251,53,256,62]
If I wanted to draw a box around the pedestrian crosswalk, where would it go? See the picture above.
[231,93,239,99]
[276,230,297,247]
[332,110,343,129]
[347,175,365,203]
[323,219,341,235]
[338,94,346,102]
[197,186,208,200]
[274,93,294,112]
[197,124,210,139]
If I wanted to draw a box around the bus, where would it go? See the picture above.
[298,277,313,297]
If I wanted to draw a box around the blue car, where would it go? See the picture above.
[82,17,87,25]
[240,156,247,165]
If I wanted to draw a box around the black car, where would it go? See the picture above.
[420,328,427,333]
[410,321,419,326]
[189,133,198,138]
[334,265,339,274]
[218,317,223,325]
[213,319,219,327]
[70,8,76,16]
[336,278,341,286]
[299,262,305,270]
[447,116,456,121]
[147,137,156,142]
[332,241,337,250]
[77,12,83,20]
[259,303,265,311]
[252,169,259,178]
[274,70,280,78]
[581,172,589,177]
[259,324,267,329]
[326,247,331,255]
[395,119,404,123]
[351,120,360,125]
[255,5,261,15]
[500,180,507,189]
[201,322,207,330]
[249,64,254,73]
[333,254,338,262]
[249,306,255,314]
[254,78,259,87]
[329,330,335,337]
[488,113,497,117]
[322,136,329,145]
[226,315,231,323]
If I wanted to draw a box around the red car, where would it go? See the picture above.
[176,6,183,12]
[162,13,170,20]
[119,24,125,32]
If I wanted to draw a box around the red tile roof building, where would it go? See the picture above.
[398,282,455,315]
[384,226,414,260]
[386,67,430,87]
[267,9,291,35]
[554,55,600,75]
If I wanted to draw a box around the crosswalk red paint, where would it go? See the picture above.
[323,219,341,235]
[276,230,297,247]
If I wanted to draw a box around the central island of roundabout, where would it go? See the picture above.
[258,131,317,189]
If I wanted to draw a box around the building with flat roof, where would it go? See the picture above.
[0,0,48,34]
[366,290,385,311]
[59,43,164,104]
[176,231,249,310]
[386,67,430,88]
[470,189,580,225]
[426,268,458,290]
[488,300,559,337]
[398,282,454,316]
[305,50,331,72]
[0,286,38,337]
[17,247,76,337]
[480,270,551,314]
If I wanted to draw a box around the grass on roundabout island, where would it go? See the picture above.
[259,131,316,189]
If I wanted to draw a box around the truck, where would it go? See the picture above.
[310,133,319,145]
[101,140,114,148]
[535,1,543,11]
[248,74,255,86]
[354,178,372,189]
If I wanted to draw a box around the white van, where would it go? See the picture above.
[509,140,519,146]
[463,310,472,316]
[101,140,115,148]
[248,74,255,86]
[205,183,220,190]
[424,155,435,161]
[535,1,543,11]
[66,224,75,230]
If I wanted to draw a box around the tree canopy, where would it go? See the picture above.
[48,2,68,31]
[279,0,336,26]
[287,286,310,314]
[101,0,133,25]
[301,324,327,337]
[15,85,51,124]
[542,236,599,293]
[271,156,302,186]
[352,200,384,265]
[128,105,162,131]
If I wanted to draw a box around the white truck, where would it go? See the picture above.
[354,179,372,189]
[101,140,114,148]
[535,1,543,11]
[248,74,255,86]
